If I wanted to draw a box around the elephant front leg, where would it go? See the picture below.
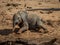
[17,22,29,34]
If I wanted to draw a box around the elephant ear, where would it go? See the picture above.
[13,12,21,28]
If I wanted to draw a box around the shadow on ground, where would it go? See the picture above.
[0,29,13,35]
[0,28,20,35]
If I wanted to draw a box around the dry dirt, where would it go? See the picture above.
[0,0,60,45]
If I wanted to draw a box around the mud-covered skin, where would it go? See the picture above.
[13,11,47,33]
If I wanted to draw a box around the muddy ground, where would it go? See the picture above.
[0,0,60,45]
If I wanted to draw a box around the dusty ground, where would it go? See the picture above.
[0,0,60,45]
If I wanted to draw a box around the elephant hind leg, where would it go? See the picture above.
[36,19,48,33]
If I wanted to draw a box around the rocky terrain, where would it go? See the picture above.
[0,0,60,45]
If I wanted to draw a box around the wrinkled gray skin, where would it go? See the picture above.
[13,11,47,33]
[13,11,28,32]
[27,14,46,31]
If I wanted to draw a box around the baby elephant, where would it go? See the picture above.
[13,11,48,34]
